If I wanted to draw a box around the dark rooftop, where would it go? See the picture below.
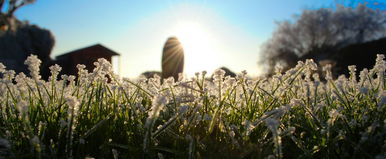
[56,44,120,58]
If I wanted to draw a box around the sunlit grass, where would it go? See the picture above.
[0,55,385,159]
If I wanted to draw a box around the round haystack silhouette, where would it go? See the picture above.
[162,36,184,81]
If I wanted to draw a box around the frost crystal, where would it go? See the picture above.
[148,95,167,120]
[265,118,279,134]
[213,68,225,82]
[66,95,80,120]
[0,63,5,73]
[179,105,189,114]
[24,55,42,80]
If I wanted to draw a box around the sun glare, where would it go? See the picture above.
[172,21,220,76]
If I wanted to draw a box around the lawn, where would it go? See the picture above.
[0,55,385,159]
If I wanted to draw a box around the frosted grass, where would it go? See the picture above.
[0,54,385,158]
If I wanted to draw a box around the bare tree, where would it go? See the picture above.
[1,0,35,15]
[259,3,386,75]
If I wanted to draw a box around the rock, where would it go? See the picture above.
[161,36,184,81]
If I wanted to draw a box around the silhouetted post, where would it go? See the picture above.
[161,36,184,81]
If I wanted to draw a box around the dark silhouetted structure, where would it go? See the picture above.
[162,37,184,81]
[332,37,386,76]
[297,37,386,78]
[55,44,119,76]
[218,67,236,77]
[141,71,161,79]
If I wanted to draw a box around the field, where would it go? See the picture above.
[0,55,386,159]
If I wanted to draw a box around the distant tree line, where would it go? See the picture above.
[259,2,386,77]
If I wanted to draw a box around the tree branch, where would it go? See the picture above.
[0,0,4,12]
[6,0,35,17]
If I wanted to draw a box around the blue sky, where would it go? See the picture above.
[14,0,339,77]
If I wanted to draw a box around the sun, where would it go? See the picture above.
[171,21,220,77]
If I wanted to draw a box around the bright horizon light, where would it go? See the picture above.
[14,0,339,78]
[171,21,221,77]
